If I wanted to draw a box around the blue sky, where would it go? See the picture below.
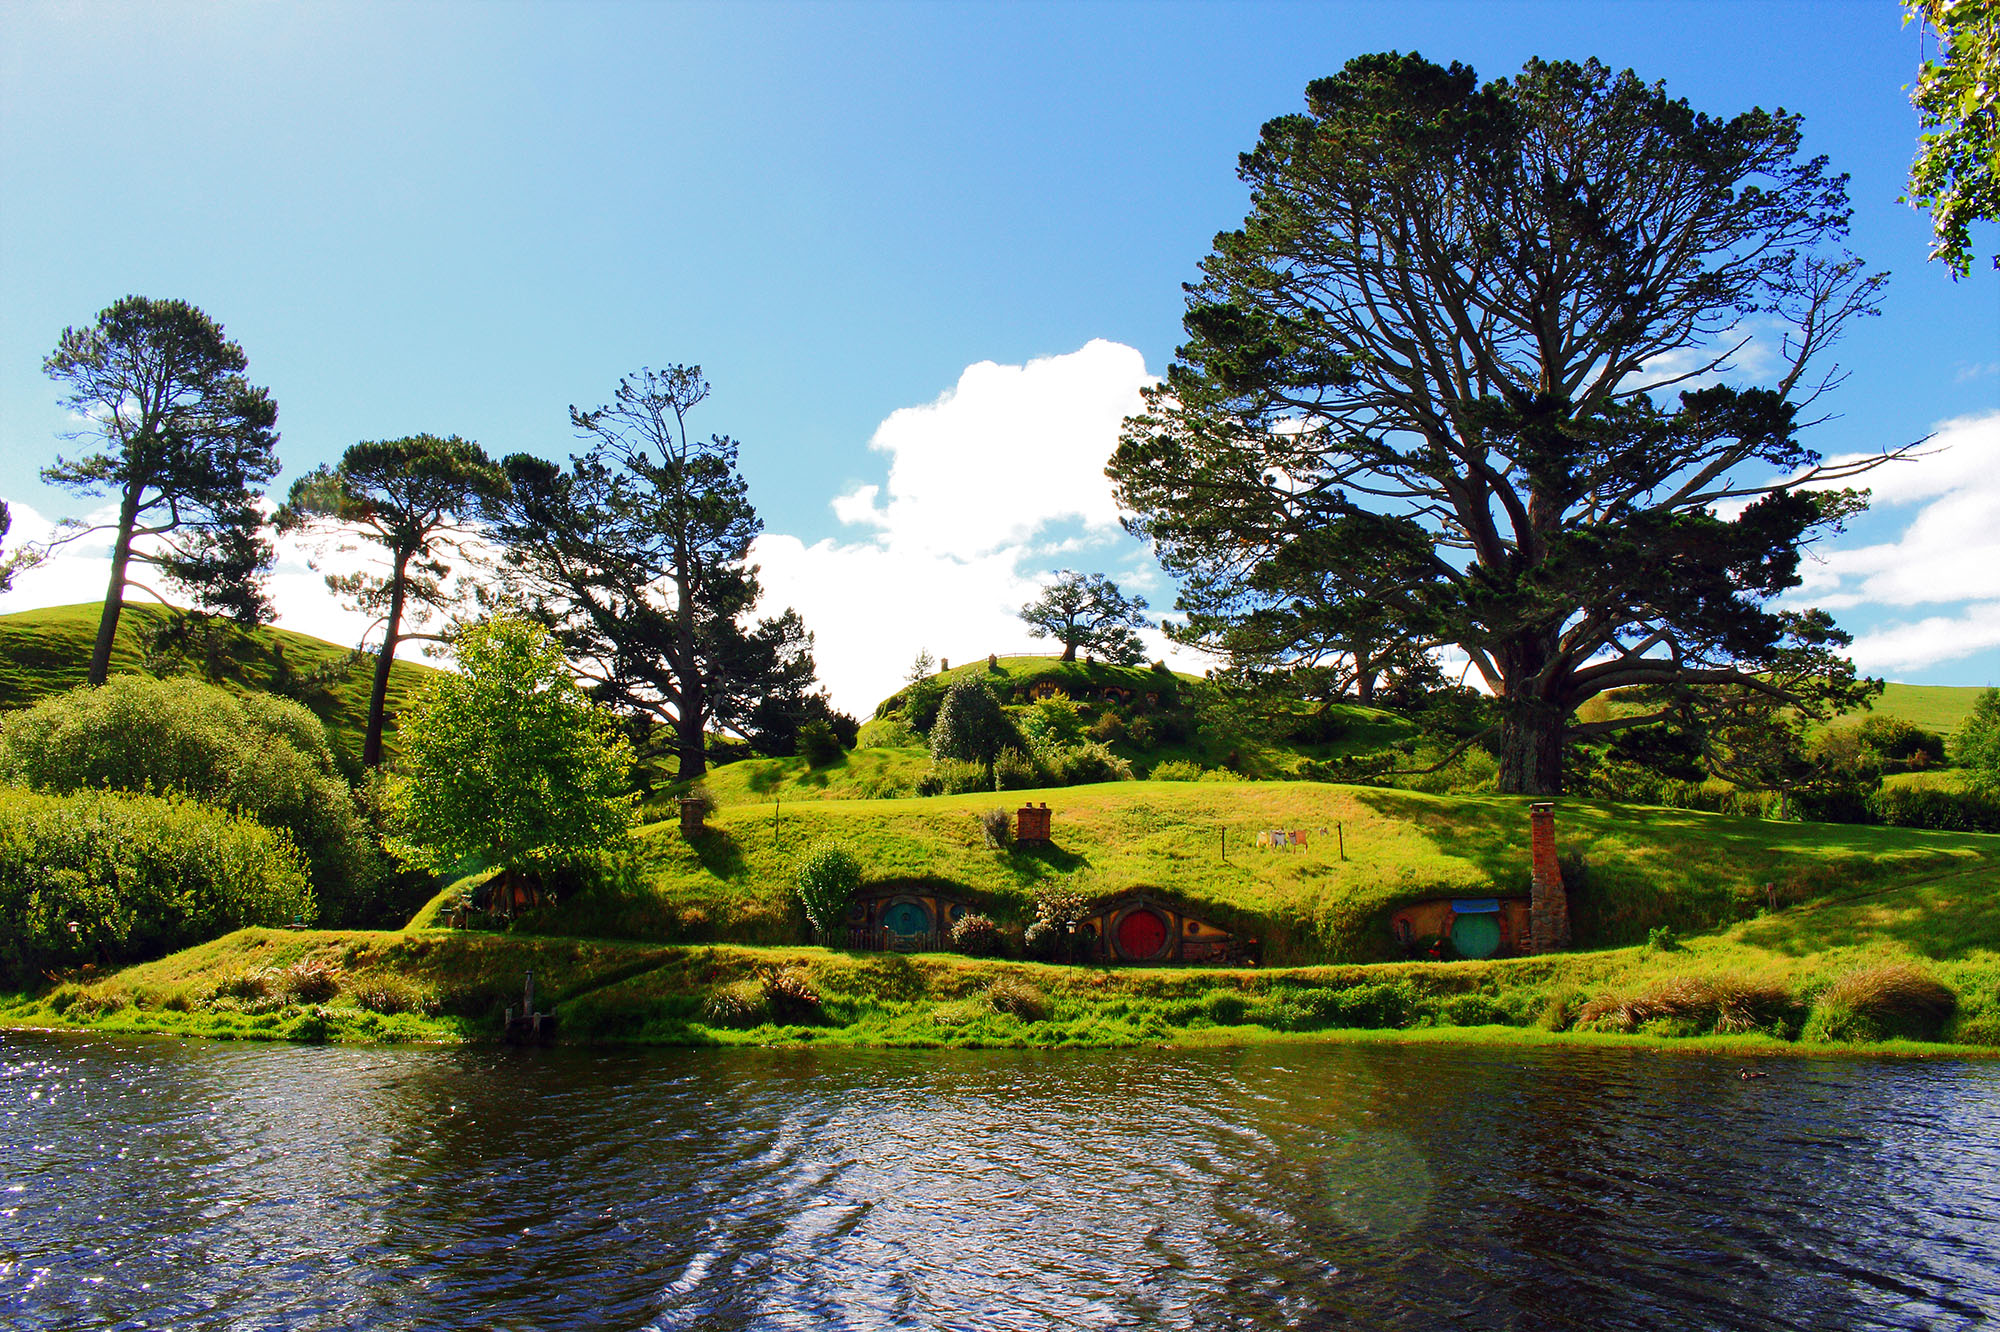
[2,1,1995,711]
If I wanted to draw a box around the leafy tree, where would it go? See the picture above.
[794,841,861,941]
[929,679,1018,767]
[1020,570,1153,663]
[387,616,634,876]
[1905,0,2000,276]
[1954,687,2000,796]
[41,297,281,686]
[1110,54,1898,794]
[279,435,509,767]
[490,365,821,778]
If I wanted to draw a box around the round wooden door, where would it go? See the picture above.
[1450,912,1501,960]
[883,900,931,936]
[1116,907,1169,960]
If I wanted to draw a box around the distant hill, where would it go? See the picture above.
[1842,682,1991,735]
[0,602,440,765]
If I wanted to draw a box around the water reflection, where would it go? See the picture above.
[2,1032,1996,1330]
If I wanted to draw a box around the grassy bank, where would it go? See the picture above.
[6,854,1995,1053]
[534,781,1990,965]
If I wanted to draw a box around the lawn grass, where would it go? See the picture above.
[1836,681,1992,735]
[545,779,1992,965]
[0,602,438,764]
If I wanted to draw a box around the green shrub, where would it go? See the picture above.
[274,957,343,1005]
[1148,758,1205,781]
[950,912,1006,957]
[856,716,919,749]
[915,758,989,797]
[1017,694,1086,750]
[929,681,1018,766]
[1199,990,1249,1025]
[1049,740,1133,786]
[798,719,844,768]
[979,807,1012,849]
[794,842,861,939]
[1804,964,1957,1043]
[992,747,1041,791]
[1022,919,1060,959]
[1865,784,2000,832]
[348,973,437,1016]
[0,787,316,985]
[0,675,383,924]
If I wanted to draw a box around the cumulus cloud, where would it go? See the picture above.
[753,339,1202,714]
[1788,411,2000,673]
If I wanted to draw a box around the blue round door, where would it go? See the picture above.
[883,900,931,935]
[1450,913,1501,959]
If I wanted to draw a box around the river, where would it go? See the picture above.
[2,1031,1996,1330]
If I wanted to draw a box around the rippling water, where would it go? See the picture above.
[3,1032,1997,1330]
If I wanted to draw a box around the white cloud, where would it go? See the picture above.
[753,339,1207,714]
[1846,604,2000,677]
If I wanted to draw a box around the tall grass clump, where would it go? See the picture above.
[0,787,315,985]
[1579,975,1799,1037]
[1804,964,1958,1043]
[0,676,383,924]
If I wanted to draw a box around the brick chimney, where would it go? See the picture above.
[1529,801,1570,952]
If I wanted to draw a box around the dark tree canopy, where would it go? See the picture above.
[490,365,822,777]
[1109,54,1901,794]
[1019,570,1153,664]
[43,296,281,685]
[279,434,509,767]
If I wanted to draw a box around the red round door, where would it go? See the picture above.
[1116,907,1169,960]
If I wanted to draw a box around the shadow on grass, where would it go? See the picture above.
[1732,858,2000,961]
[688,828,749,879]
[1010,842,1090,873]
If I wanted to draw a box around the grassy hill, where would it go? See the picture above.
[541,779,1993,967]
[1841,682,1992,735]
[0,602,440,765]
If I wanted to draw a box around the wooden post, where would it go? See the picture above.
[1220,827,1226,861]
[774,795,781,847]
[1337,821,1346,861]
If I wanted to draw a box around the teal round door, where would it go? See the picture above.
[883,900,931,935]
[1450,912,1502,959]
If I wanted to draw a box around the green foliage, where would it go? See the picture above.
[1805,963,1958,1043]
[1016,692,1087,750]
[1955,687,2000,796]
[1022,919,1060,959]
[793,841,861,935]
[0,674,383,923]
[1110,52,1888,794]
[1579,975,1801,1038]
[1018,570,1153,662]
[1903,0,2000,276]
[277,433,508,767]
[798,719,844,768]
[856,716,918,749]
[1866,783,2000,832]
[0,787,315,984]
[1044,740,1133,786]
[985,975,1051,1021]
[949,912,1005,957]
[929,680,1018,766]
[388,616,634,876]
[992,747,1041,791]
[1148,758,1206,781]
[915,758,990,797]
[42,296,283,684]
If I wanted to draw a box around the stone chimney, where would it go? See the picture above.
[1529,802,1570,952]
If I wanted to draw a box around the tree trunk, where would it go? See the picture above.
[87,490,143,687]
[1061,640,1077,662]
[1497,702,1566,795]
[362,559,409,768]
[677,699,707,778]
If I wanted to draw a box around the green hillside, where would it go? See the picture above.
[0,602,440,764]
[534,778,1992,966]
[1844,682,1992,735]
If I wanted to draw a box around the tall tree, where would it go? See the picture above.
[1019,570,1153,663]
[42,297,280,685]
[1110,55,1902,794]
[278,434,510,767]
[1904,0,2000,277]
[491,365,819,778]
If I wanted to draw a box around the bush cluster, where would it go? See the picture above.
[0,676,384,924]
[949,912,1005,956]
[0,787,316,985]
[1804,963,1957,1043]
[794,842,861,938]
[979,807,1011,849]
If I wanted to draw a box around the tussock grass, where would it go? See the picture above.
[1579,974,1800,1037]
[1804,963,1958,1043]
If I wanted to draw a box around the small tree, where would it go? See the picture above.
[1019,570,1153,663]
[794,841,861,942]
[42,296,281,686]
[0,501,41,594]
[279,434,509,768]
[1904,0,2000,276]
[1955,688,2000,797]
[930,680,1018,767]
[388,616,634,878]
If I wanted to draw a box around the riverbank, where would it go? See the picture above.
[5,892,1996,1055]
